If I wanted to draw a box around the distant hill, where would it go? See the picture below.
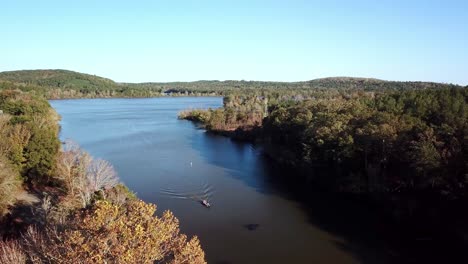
[0,69,462,99]
[0,70,161,99]
[302,77,458,90]
[0,69,118,90]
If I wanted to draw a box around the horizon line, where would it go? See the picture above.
[0,68,465,86]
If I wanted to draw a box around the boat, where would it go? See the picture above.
[201,199,211,208]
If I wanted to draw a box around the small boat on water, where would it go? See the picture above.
[201,199,211,208]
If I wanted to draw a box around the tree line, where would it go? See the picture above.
[1,69,464,100]
[181,88,467,195]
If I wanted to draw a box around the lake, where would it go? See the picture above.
[50,97,390,264]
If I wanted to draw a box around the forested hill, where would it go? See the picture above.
[0,69,117,90]
[0,69,463,99]
[124,77,461,91]
[0,70,161,99]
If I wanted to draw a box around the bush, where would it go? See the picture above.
[0,240,26,264]
[23,126,60,183]
[178,109,211,123]
[0,156,26,217]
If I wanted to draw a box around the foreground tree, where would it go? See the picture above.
[23,200,206,264]
[86,159,119,193]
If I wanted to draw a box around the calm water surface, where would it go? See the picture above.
[50,97,389,264]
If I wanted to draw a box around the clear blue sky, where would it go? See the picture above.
[1,0,467,84]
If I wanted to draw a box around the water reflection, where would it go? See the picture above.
[51,97,391,264]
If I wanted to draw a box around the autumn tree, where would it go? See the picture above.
[23,200,206,264]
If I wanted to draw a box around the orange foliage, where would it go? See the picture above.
[24,200,206,264]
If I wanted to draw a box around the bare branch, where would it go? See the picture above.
[87,159,119,192]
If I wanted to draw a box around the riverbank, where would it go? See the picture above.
[0,90,207,263]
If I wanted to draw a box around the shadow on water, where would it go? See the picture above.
[189,129,275,194]
[189,128,467,264]
[257,155,396,264]
[260,155,468,264]
[188,129,390,263]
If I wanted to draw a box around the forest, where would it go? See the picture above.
[0,88,205,263]
[0,69,463,99]
[179,87,468,244]
[181,89,468,194]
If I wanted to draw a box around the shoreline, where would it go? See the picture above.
[181,116,468,262]
[46,94,222,101]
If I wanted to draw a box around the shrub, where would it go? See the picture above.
[0,156,27,217]
[178,109,211,123]
[0,240,26,264]
[23,126,60,183]
[105,184,136,205]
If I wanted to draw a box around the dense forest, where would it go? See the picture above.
[0,88,205,263]
[0,69,463,99]
[180,87,468,247]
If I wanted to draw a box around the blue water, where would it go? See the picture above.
[50,97,387,264]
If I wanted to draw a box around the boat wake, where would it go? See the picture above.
[159,181,214,203]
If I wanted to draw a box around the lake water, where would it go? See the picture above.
[50,97,390,264]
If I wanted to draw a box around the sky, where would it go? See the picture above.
[1,0,467,85]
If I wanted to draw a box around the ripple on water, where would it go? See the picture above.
[159,181,214,203]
